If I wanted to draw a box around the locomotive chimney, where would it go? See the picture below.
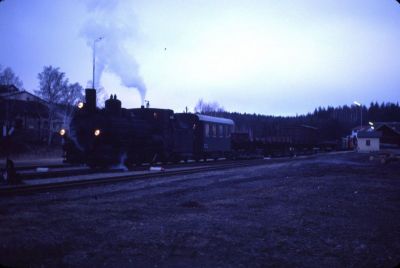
[85,88,96,112]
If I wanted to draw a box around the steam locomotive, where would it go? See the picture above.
[62,89,235,167]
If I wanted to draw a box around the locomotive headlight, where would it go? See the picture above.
[59,128,66,136]
[94,129,101,136]
[78,102,84,109]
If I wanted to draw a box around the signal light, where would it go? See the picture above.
[59,129,66,136]
[94,129,101,136]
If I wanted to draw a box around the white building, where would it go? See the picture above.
[356,131,382,152]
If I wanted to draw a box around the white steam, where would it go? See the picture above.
[82,0,146,104]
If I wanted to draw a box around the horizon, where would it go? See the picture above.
[1,80,400,118]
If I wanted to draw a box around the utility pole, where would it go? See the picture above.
[353,101,362,129]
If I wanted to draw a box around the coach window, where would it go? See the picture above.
[212,124,217,138]
[219,125,223,138]
[205,123,209,137]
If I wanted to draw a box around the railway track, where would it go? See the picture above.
[19,166,126,180]
[0,158,271,196]
[0,161,68,171]
[14,157,264,180]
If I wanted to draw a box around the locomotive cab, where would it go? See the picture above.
[129,107,175,163]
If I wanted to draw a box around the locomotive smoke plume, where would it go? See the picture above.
[82,0,147,104]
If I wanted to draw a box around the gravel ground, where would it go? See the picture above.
[0,152,399,267]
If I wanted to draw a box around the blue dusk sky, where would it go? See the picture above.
[0,0,399,115]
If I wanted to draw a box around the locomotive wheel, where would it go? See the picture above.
[88,163,98,169]
[172,154,180,164]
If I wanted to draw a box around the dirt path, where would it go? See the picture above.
[0,152,399,267]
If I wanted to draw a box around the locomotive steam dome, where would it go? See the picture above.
[105,94,122,116]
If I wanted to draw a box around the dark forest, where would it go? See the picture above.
[201,102,400,142]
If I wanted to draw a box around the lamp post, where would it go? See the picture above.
[92,37,103,89]
[353,101,362,129]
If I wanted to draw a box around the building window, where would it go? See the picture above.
[366,139,371,146]
[219,125,223,138]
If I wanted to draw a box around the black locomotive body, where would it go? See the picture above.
[63,89,235,167]
[64,91,155,167]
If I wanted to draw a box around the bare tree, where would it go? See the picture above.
[60,82,84,128]
[61,82,84,107]
[0,66,23,89]
[36,66,68,145]
[36,66,67,103]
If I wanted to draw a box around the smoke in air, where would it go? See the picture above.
[82,0,146,104]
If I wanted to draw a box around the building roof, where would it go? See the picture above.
[300,124,318,130]
[357,131,382,138]
[0,84,19,95]
[0,90,46,103]
[375,122,400,135]
[352,125,369,131]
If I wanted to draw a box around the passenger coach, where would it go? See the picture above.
[174,113,235,161]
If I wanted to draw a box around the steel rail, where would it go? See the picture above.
[0,159,269,196]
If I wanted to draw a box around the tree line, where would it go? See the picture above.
[195,100,400,142]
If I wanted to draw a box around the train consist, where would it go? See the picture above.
[62,88,324,167]
[62,89,235,167]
